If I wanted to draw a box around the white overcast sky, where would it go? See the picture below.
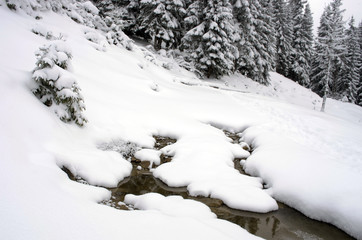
[309,0,362,34]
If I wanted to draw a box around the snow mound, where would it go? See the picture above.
[55,148,132,188]
[153,128,278,213]
[124,193,263,240]
[124,193,216,219]
[134,149,162,166]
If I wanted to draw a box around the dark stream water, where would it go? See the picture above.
[106,166,354,240]
[64,134,355,240]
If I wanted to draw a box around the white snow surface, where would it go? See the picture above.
[153,134,277,213]
[123,193,260,239]
[1,4,362,240]
[81,1,99,15]
[124,193,216,219]
[124,193,261,239]
[134,148,162,166]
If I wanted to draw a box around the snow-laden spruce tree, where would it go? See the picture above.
[288,0,311,86]
[32,41,87,126]
[311,0,346,112]
[272,0,293,77]
[327,0,347,96]
[340,17,361,103]
[137,0,186,50]
[301,3,314,84]
[6,0,109,32]
[182,0,238,78]
[311,9,330,98]
[95,0,141,36]
[357,21,362,106]
[259,0,276,70]
[183,0,202,31]
[124,0,142,35]
[80,0,135,51]
[233,0,275,85]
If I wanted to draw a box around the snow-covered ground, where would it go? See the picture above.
[1,3,362,240]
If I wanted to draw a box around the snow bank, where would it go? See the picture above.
[200,72,321,110]
[124,193,262,240]
[55,147,132,187]
[124,193,216,219]
[153,130,278,213]
[238,96,362,239]
[134,149,162,166]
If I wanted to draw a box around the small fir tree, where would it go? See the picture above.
[32,42,87,126]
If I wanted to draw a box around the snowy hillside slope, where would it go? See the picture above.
[1,2,362,240]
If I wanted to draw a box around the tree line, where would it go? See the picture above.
[95,0,362,107]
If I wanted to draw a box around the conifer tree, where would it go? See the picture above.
[123,0,141,35]
[302,3,314,83]
[272,0,293,76]
[357,21,362,106]
[328,0,347,95]
[138,0,186,50]
[288,0,310,86]
[233,0,275,85]
[311,0,346,112]
[32,42,87,126]
[310,10,327,97]
[183,0,202,31]
[259,0,276,70]
[342,17,361,103]
[182,0,238,78]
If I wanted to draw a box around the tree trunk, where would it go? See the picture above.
[321,94,327,112]
[321,59,331,112]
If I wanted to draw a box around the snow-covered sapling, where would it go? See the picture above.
[5,0,16,10]
[97,139,140,160]
[31,24,55,40]
[31,41,87,126]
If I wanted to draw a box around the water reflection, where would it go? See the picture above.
[107,170,354,240]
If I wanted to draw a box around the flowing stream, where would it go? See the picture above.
[63,134,354,240]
